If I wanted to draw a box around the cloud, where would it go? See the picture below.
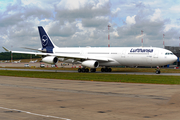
[1,0,180,52]
[150,9,162,22]
[56,0,87,10]
[47,21,77,37]
[112,31,119,37]
[55,0,111,23]
[112,7,121,14]
[126,15,136,25]
[136,34,144,39]
[82,16,109,28]
[169,5,180,13]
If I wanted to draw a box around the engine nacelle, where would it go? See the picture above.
[42,56,58,64]
[81,60,99,68]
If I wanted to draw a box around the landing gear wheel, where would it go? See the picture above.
[82,68,86,72]
[155,70,160,74]
[85,68,89,72]
[101,68,105,72]
[105,68,108,72]
[78,68,82,72]
[108,68,112,72]
[101,68,112,72]
[78,68,89,73]
[90,68,96,72]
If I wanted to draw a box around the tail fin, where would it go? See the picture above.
[38,26,57,53]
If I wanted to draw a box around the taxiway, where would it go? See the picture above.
[1,62,180,76]
[1,76,180,120]
[0,67,180,76]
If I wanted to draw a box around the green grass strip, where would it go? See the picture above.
[0,70,180,84]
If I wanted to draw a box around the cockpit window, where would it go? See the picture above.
[165,52,174,55]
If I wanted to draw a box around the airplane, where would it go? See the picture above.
[3,26,177,74]
[13,60,21,63]
[29,59,38,63]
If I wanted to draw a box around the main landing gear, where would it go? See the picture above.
[78,68,112,73]
[101,68,112,72]
[78,68,89,73]
[78,68,97,73]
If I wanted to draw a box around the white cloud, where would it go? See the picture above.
[92,0,109,9]
[126,15,136,25]
[136,34,144,39]
[56,0,109,10]
[164,24,180,32]
[57,0,88,10]
[112,7,121,14]
[21,0,39,5]
[76,22,83,30]
[169,5,180,13]
[150,9,162,22]
[113,31,119,37]
[1,0,180,52]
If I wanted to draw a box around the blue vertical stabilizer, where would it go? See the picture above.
[38,26,56,53]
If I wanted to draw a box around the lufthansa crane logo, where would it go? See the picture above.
[42,35,48,46]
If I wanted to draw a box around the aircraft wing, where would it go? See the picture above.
[12,51,53,56]
[11,50,114,62]
[53,54,115,62]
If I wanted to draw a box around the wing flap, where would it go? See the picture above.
[21,47,45,52]
[11,51,50,56]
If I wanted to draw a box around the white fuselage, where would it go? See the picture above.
[53,47,177,67]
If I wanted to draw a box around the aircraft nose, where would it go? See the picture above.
[171,55,177,63]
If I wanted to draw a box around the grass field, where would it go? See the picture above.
[0,70,180,84]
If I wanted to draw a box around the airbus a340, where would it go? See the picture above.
[3,26,177,74]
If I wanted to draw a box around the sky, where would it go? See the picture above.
[0,0,180,52]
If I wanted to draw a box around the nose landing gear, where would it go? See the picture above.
[155,66,161,74]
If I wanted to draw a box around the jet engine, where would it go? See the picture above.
[81,60,99,68]
[42,56,58,64]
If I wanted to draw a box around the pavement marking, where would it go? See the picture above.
[0,106,71,120]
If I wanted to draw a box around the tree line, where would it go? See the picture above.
[0,52,40,60]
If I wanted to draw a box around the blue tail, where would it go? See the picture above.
[38,26,56,53]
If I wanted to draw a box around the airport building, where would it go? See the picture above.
[165,46,180,66]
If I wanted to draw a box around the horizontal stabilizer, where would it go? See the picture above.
[2,47,10,52]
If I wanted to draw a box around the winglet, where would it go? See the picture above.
[2,47,10,52]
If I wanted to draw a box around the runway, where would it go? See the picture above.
[0,68,180,76]
[1,76,180,120]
